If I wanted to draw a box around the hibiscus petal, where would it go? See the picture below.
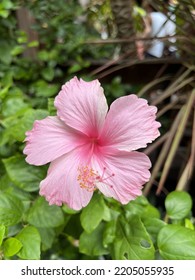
[24,116,85,166]
[54,77,108,137]
[100,95,161,151]
[94,150,151,204]
[39,149,93,210]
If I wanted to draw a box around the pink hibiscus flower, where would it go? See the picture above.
[24,77,160,210]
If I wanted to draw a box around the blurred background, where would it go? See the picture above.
[0,0,195,260]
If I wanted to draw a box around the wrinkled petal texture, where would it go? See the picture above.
[24,116,86,166]
[40,148,93,210]
[93,150,151,204]
[100,95,161,151]
[54,77,108,137]
[23,77,161,210]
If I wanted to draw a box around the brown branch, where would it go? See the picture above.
[84,35,190,45]
[16,7,38,59]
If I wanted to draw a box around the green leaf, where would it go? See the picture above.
[0,9,9,18]
[0,42,12,64]
[158,225,195,260]
[1,109,48,143]
[0,85,10,99]
[0,192,24,226]
[185,218,194,230]
[11,45,25,56]
[17,31,28,44]
[0,225,6,246]
[27,197,64,228]
[48,98,57,116]
[124,195,148,215]
[62,204,79,215]
[38,50,50,61]
[41,68,55,81]
[1,0,14,10]
[113,215,155,260]
[27,40,39,48]
[165,191,192,220]
[10,109,48,142]
[0,72,13,99]
[16,226,41,260]
[103,209,119,248]
[2,97,29,117]
[37,227,56,251]
[33,80,58,97]
[7,224,23,238]
[1,72,13,87]
[3,155,47,192]
[141,204,160,219]
[64,214,82,240]
[0,174,32,204]
[124,196,160,219]
[79,223,109,256]
[3,237,23,257]
[68,64,82,74]
[103,219,117,248]
[142,218,166,245]
[80,193,110,233]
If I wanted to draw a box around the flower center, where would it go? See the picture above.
[90,137,98,144]
[77,166,115,192]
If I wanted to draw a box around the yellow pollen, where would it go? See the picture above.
[77,166,116,192]
[77,166,99,192]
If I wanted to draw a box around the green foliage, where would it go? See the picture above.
[0,183,194,260]
[27,197,65,228]
[165,191,192,220]
[112,215,155,260]
[79,223,109,256]
[16,226,41,260]
[142,218,166,245]
[2,237,23,257]
[0,225,6,246]
[80,193,111,233]
[0,192,24,226]
[158,225,195,260]
[3,155,47,192]
[0,0,194,261]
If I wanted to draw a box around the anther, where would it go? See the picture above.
[77,165,99,192]
[77,165,115,192]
